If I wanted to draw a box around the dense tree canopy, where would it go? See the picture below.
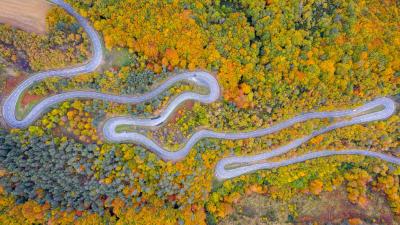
[0,0,399,224]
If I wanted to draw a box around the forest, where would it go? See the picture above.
[0,0,399,224]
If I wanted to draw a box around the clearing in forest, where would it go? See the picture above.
[0,0,51,34]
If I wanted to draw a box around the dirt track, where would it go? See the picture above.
[0,0,50,34]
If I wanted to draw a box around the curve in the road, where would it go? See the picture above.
[2,0,399,181]
[2,0,103,128]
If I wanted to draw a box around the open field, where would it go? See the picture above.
[219,189,399,225]
[0,0,51,34]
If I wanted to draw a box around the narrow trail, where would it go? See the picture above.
[2,0,399,180]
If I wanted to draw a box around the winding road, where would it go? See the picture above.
[2,0,399,180]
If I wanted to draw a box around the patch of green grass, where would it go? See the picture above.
[115,124,137,133]
[105,48,135,68]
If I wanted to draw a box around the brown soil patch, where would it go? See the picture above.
[2,73,28,95]
[20,93,42,107]
[3,73,27,95]
[0,0,51,34]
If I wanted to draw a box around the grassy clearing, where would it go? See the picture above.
[218,188,398,225]
[115,124,138,133]
[103,48,134,69]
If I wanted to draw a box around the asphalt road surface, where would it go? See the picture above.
[3,0,399,180]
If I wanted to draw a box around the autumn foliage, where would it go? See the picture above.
[0,0,399,224]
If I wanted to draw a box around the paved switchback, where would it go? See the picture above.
[2,0,399,180]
